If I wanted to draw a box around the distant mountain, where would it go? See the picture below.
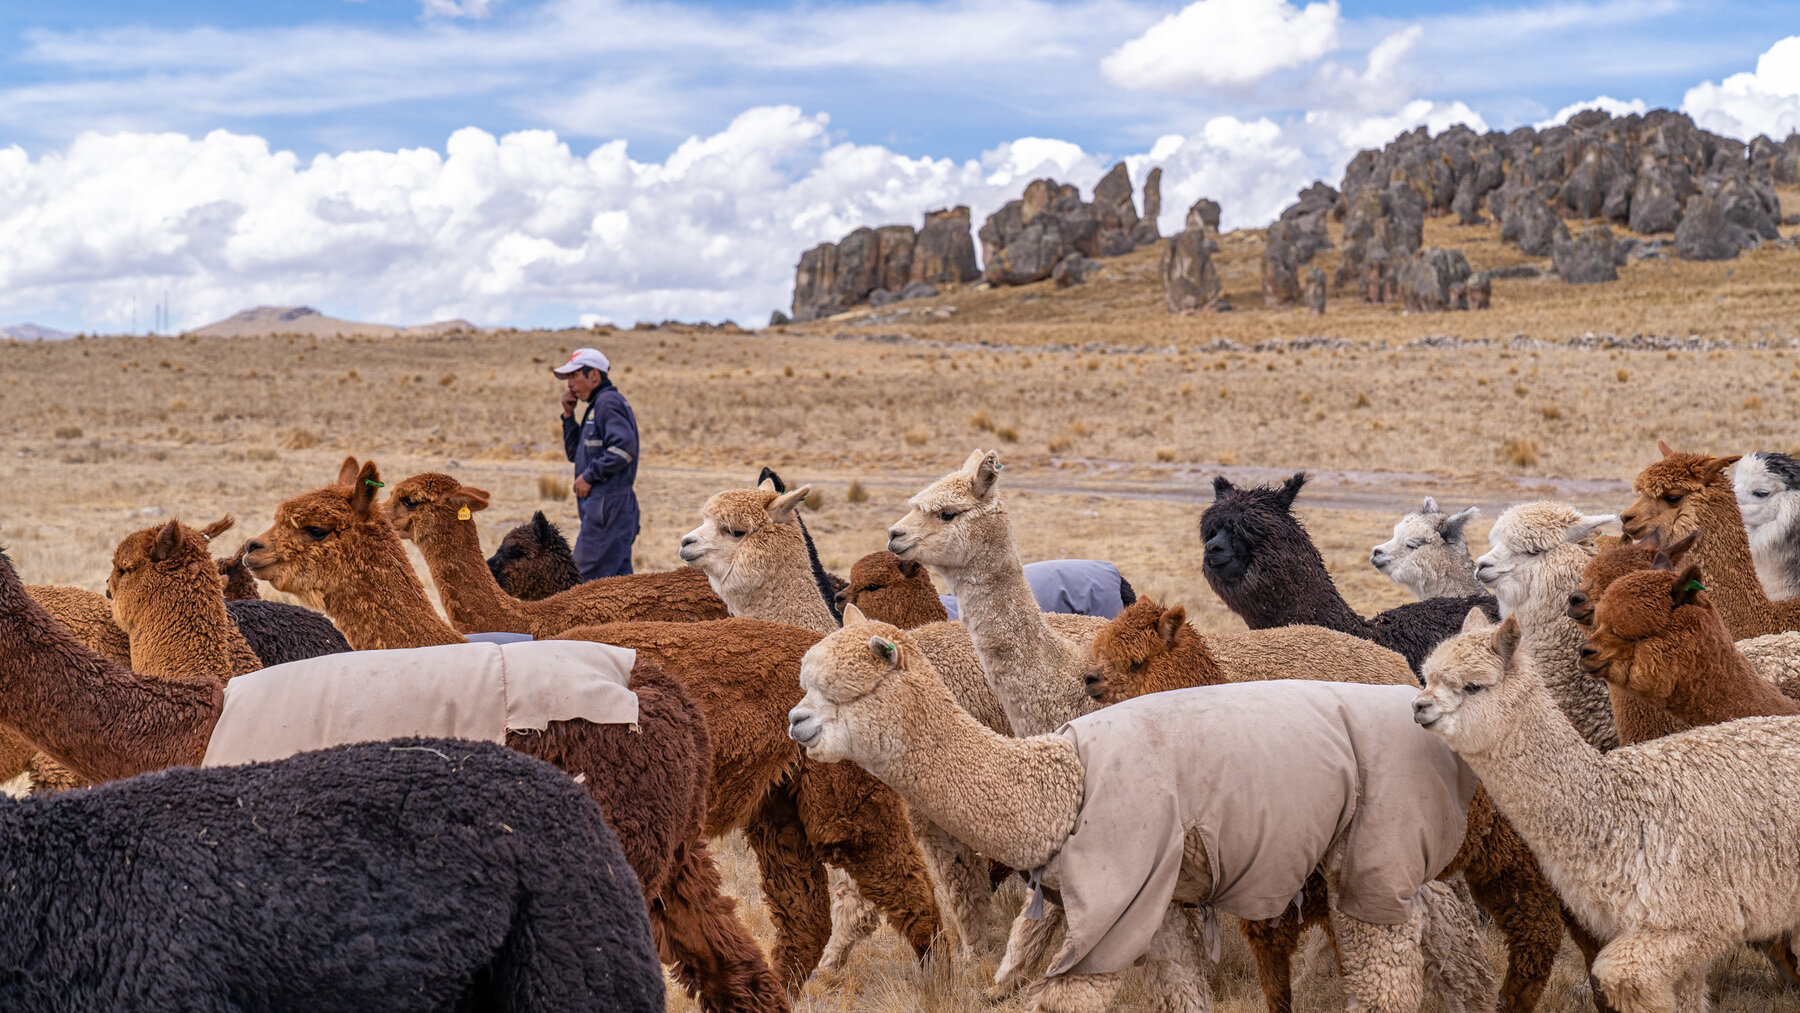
[187,306,479,339]
[1,323,73,341]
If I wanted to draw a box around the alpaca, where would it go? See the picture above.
[1201,473,1497,674]
[682,482,838,632]
[0,737,664,1012]
[758,466,848,620]
[1619,441,1800,639]
[110,517,263,680]
[233,459,786,1013]
[24,583,132,662]
[790,609,1495,1013]
[1416,610,1800,1013]
[1471,502,1619,749]
[31,579,347,672]
[1566,533,1695,745]
[388,473,726,638]
[1734,451,1800,600]
[1371,498,1484,600]
[836,551,949,627]
[216,540,262,600]
[488,511,583,600]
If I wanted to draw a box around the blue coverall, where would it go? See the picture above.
[562,380,640,580]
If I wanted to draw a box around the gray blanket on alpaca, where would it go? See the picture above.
[940,559,1128,619]
[1041,681,1476,978]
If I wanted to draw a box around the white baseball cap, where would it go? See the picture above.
[552,348,611,375]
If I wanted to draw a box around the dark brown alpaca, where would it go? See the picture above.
[1085,597,1602,1013]
[242,459,787,1013]
[557,619,942,986]
[386,473,726,638]
[834,551,948,628]
[487,511,582,600]
[216,542,262,600]
[1566,533,1695,744]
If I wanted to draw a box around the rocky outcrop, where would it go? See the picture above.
[1186,198,1221,232]
[1553,224,1621,283]
[912,207,981,286]
[1053,252,1099,287]
[1398,248,1474,312]
[1304,268,1327,315]
[1674,174,1781,261]
[1162,226,1222,314]
[978,163,1159,286]
[1133,168,1163,246]
[790,206,978,321]
[1336,186,1424,303]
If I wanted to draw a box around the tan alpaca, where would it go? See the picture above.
[682,482,838,632]
[792,608,1492,1013]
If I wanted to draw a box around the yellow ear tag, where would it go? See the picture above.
[457,506,472,521]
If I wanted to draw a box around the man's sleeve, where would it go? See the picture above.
[562,413,581,463]
[583,396,638,484]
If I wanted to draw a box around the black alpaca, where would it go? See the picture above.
[1200,473,1498,675]
[224,598,351,666]
[488,511,584,601]
[0,737,664,1012]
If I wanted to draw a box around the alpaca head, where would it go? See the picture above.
[789,603,920,766]
[835,551,942,625]
[679,481,811,595]
[1472,502,1615,616]
[1583,564,1713,705]
[244,457,399,602]
[886,450,1008,574]
[1369,497,1479,598]
[1619,441,1741,543]
[1567,530,1697,631]
[1083,597,1194,705]
[386,472,493,544]
[1198,472,1313,600]
[488,512,579,599]
[1734,451,1800,537]
[108,515,235,635]
[216,541,262,601]
[1414,608,1532,755]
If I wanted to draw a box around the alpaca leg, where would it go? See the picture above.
[1030,971,1122,1013]
[1564,907,1622,1013]
[989,899,1067,1000]
[1140,907,1213,1013]
[1330,907,1424,1013]
[1590,933,1719,1013]
[1415,880,1497,1013]
[1238,873,1331,1013]
[796,760,942,961]
[744,786,831,989]
[651,839,789,1013]
[1461,860,1561,1013]
[818,865,885,972]
[912,811,996,962]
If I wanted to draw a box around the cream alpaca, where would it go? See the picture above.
[1372,498,1484,600]
[681,482,837,633]
[1417,610,1800,1013]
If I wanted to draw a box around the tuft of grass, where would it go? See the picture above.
[53,425,83,439]
[282,428,322,450]
[1047,434,1072,453]
[903,426,930,446]
[1616,368,1630,382]
[439,373,457,387]
[846,479,869,503]
[1540,405,1564,420]
[244,446,278,462]
[1353,391,1371,409]
[1502,437,1540,468]
[1513,383,1528,397]
[1743,395,1764,411]
[1155,446,1178,462]
[995,425,1019,443]
[169,397,189,411]
[968,410,995,432]
[537,474,571,500]
[1178,382,1194,396]
[803,487,825,510]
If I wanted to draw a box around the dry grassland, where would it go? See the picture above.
[1,196,1798,1011]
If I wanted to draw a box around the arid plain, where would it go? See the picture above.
[3,196,1799,1011]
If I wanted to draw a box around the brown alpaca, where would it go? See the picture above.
[488,511,582,601]
[556,618,942,987]
[25,584,132,663]
[110,517,263,680]
[1620,441,1800,639]
[216,542,262,600]
[1566,533,1695,744]
[385,473,726,637]
[834,551,948,628]
[243,458,787,1013]
[1085,598,1587,1013]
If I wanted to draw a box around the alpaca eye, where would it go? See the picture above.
[1662,493,1682,505]
[860,585,883,594]
[1755,490,1771,499]
[401,497,418,509]
[728,529,746,538]
[938,511,958,522]
[303,527,330,541]
[1464,683,1486,695]
[1405,540,1422,550]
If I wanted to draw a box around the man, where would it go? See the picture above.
[553,348,640,579]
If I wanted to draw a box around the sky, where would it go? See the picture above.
[0,0,1797,334]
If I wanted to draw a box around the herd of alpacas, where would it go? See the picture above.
[6,440,1800,1012]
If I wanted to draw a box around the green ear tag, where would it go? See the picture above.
[1683,579,1706,593]
[364,478,385,488]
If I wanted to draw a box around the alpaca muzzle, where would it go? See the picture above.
[786,707,821,749]
[1411,696,1440,728]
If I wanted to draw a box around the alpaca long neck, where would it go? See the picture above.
[938,526,1089,735]
[1422,545,1485,599]
[1606,682,1689,745]
[1694,491,1782,639]
[0,580,220,782]
[1661,625,1800,725]
[410,517,532,635]
[1749,499,1800,599]
[319,526,464,650]
[863,674,1083,871]
[121,574,234,681]
[718,536,838,635]
[1142,633,1228,694]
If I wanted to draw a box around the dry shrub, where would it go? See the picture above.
[283,428,322,450]
[1744,395,1764,411]
[1615,368,1630,382]
[1512,383,1528,397]
[439,373,457,387]
[1353,391,1371,409]
[537,474,571,500]
[995,425,1019,443]
[1155,446,1178,462]
[968,409,995,432]
[1540,405,1563,420]
[1069,421,1094,438]
[1047,434,1072,453]
[169,397,189,411]
[903,426,930,446]
[53,425,82,439]
[244,446,278,462]
[846,479,869,503]
[804,488,826,510]
[1179,382,1194,396]
[1502,437,1540,468]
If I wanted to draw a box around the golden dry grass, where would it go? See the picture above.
[1,196,1798,1010]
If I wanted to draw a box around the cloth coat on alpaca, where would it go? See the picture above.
[939,559,1133,619]
[1040,681,1476,978]
[564,381,641,580]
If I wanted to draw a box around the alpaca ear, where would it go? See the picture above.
[530,511,554,542]
[969,451,1003,500]
[1657,439,1675,458]
[897,558,923,579]
[151,521,182,563]
[769,487,809,524]
[1699,455,1742,484]
[456,487,492,513]
[1461,606,1493,634]
[758,478,777,492]
[1491,615,1522,668]
[1670,565,1706,608]
[335,456,363,486]
[1564,514,1617,545]
[199,515,235,542]
[1441,506,1478,538]
[869,635,901,668]
[1422,496,1440,514]
[841,602,868,625]
[1156,606,1186,646]
[960,448,988,476]
[349,461,383,518]
[1212,476,1235,498]
[757,467,785,494]
[1277,472,1308,510]
[1663,530,1700,564]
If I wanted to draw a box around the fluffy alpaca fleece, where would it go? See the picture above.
[1620,441,1800,640]
[1372,498,1484,600]
[243,459,786,1013]
[555,618,941,988]
[682,483,837,632]
[1567,534,1695,745]
[1735,452,1800,600]
[0,737,664,1012]
[791,611,1495,1013]
[222,599,351,666]
[1201,473,1498,675]
[836,551,949,628]
[216,541,262,600]
[109,517,262,680]
[1417,610,1800,1013]
[389,473,726,638]
[1472,502,1619,750]
[488,511,584,600]
[25,583,132,662]
[1085,598,1578,1013]
[757,466,848,621]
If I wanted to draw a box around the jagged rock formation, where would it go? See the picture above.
[1186,198,1221,232]
[1161,223,1223,314]
[1398,248,1480,312]
[1553,224,1622,283]
[1262,184,1339,307]
[1133,168,1163,246]
[978,162,1159,286]
[790,205,981,321]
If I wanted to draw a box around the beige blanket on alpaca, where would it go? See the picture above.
[203,641,639,767]
[1042,681,1475,978]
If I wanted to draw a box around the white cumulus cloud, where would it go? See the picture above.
[1534,94,1649,129]
[1682,35,1800,140]
[1100,0,1341,92]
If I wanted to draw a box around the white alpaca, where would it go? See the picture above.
[1734,452,1800,601]
[1371,498,1484,600]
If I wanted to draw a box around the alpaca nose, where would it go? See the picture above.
[243,538,266,556]
[1202,531,1232,567]
[833,588,850,606]
[1566,592,1588,620]
[1369,549,1386,567]
[1411,697,1436,726]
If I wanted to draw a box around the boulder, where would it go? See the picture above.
[1304,268,1327,315]
[1133,167,1163,245]
[1052,252,1099,288]
[979,199,1026,265]
[1161,228,1222,313]
[830,228,882,311]
[791,242,840,322]
[910,206,980,285]
[1276,182,1336,261]
[768,310,791,327]
[1674,188,1754,261]
[875,225,917,293]
[868,288,901,307]
[1398,247,1473,312]
[985,218,1065,285]
[1466,272,1492,310]
[1336,186,1423,302]
[899,281,940,301]
[1092,162,1140,238]
[1553,224,1620,283]
[1452,174,1485,224]
[1186,198,1221,232]
[1262,221,1303,307]
[1629,165,1685,234]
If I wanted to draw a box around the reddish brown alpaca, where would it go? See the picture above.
[1085,597,1601,1013]
[1620,441,1800,639]
[1565,533,1695,744]
[557,619,942,986]
[834,551,948,628]
[217,542,262,600]
[243,458,786,1013]
[385,473,725,638]
[110,517,263,680]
